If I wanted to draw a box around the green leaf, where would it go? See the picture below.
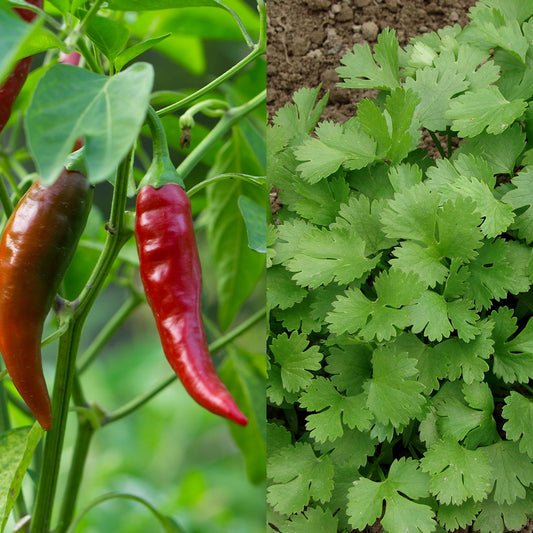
[270,332,323,393]
[445,86,526,137]
[266,265,307,310]
[502,166,533,243]
[404,65,469,131]
[473,492,532,533]
[327,269,425,341]
[347,458,435,533]
[283,506,338,532]
[219,348,266,485]
[82,12,129,61]
[238,195,266,253]
[25,63,154,184]
[420,439,494,505]
[437,500,482,531]
[483,440,533,505]
[115,34,171,72]
[300,377,373,442]
[267,442,334,516]
[454,123,525,175]
[205,131,265,330]
[337,28,402,90]
[331,195,396,255]
[364,347,426,428]
[490,307,533,384]
[283,225,380,289]
[0,425,43,532]
[0,7,41,86]
[294,120,377,183]
[502,392,533,459]
[433,319,494,384]
[272,86,328,145]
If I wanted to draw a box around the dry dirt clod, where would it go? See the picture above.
[361,20,379,41]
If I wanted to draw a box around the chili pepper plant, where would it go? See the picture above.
[267,1,533,532]
[0,1,266,532]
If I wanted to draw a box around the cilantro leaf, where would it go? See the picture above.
[490,307,533,384]
[294,120,376,184]
[436,499,482,531]
[326,269,426,341]
[454,123,525,175]
[267,265,307,310]
[331,195,396,255]
[337,28,402,90]
[300,377,372,442]
[404,65,468,131]
[473,492,533,533]
[346,458,435,533]
[502,392,533,459]
[483,440,533,505]
[284,225,379,289]
[364,347,426,428]
[420,438,493,505]
[502,166,533,243]
[272,86,329,145]
[325,341,372,395]
[267,442,334,516]
[283,506,338,533]
[464,240,527,310]
[433,319,494,383]
[270,332,323,393]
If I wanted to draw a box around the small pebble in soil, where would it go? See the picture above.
[306,0,330,11]
[354,0,371,7]
[361,20,379,41]
[336,5,353,21]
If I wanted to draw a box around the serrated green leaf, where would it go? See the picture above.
[267,442,334,516]
[502,392,533,458]
[294,120,376,183]
[284,225,379,289]
[364,347,426,428]
[420,439,493,505]
[337,28,402,90]
[283,506,338,533]
[270,332,323,393]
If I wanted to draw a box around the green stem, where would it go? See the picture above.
[428,130,447,159]
[175,89,266,181]
[30,153,133,533]
[187,172,266,197]
[157,1,266,117]
[105,307,266,424]
[78,294,143,373]
[0,175,13,218]
[56,421,94,533]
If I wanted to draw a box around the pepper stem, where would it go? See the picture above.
[138,107,185,191]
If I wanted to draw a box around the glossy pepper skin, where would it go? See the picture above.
[0,169,92,430]
[0,0,43,132]
[135,183,248,426]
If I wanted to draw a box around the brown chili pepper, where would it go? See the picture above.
[0,169,92,430]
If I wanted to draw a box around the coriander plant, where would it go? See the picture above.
[267,1,533,532]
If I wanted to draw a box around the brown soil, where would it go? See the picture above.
[267,0,476,122]
[266,1,533,532]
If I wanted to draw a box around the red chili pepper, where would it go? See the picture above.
[0,0,43,133]
[0,169,92,430]
[135,108,247,426]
